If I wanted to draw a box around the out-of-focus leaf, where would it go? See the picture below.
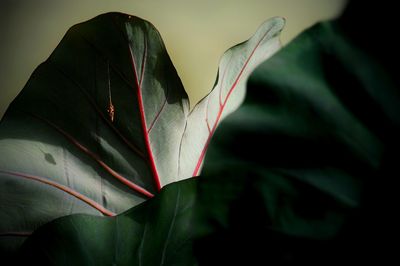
[197,19,400,264]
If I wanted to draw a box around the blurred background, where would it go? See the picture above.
[0,0,347,118]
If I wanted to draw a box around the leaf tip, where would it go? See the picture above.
[261,16,286,36]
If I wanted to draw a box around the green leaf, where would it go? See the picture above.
[0,12,186,255]
[197,20,400,264]
[0,12,284,255]
[13,8,400,264]
[18,179,197,266]
[180,17,284,177]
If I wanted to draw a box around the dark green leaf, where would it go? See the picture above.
[18,179,197,266]
[197,19,400,264]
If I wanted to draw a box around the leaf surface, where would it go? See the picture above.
[180,17,284,177]
[197,20,400,264]
[15,15,400,265]
[0,12,284,255]
[18,179,197,266]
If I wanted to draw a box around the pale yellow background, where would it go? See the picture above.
[0,0,347,118]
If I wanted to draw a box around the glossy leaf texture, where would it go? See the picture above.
[196,20,400,264]
[0,12,285,255]
[18,179,197,266]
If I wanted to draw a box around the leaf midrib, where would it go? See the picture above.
[127,29,162,192]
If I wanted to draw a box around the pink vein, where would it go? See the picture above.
[128,44,162,191]
[139,36,147,87]
[33,114,154,198]
[147,76,170,134]
[205,97,212,133]
[148,97,167,134]
[206,120,211,133]
[192,29,272,176]
[0,170,115,216]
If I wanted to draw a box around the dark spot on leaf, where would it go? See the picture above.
[44,153,57,165]
[39,148,56,165]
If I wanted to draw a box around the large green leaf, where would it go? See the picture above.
[18,179,197,266]
[0,12,186,255]
[0,12,284,255]
[196,19,400,264]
